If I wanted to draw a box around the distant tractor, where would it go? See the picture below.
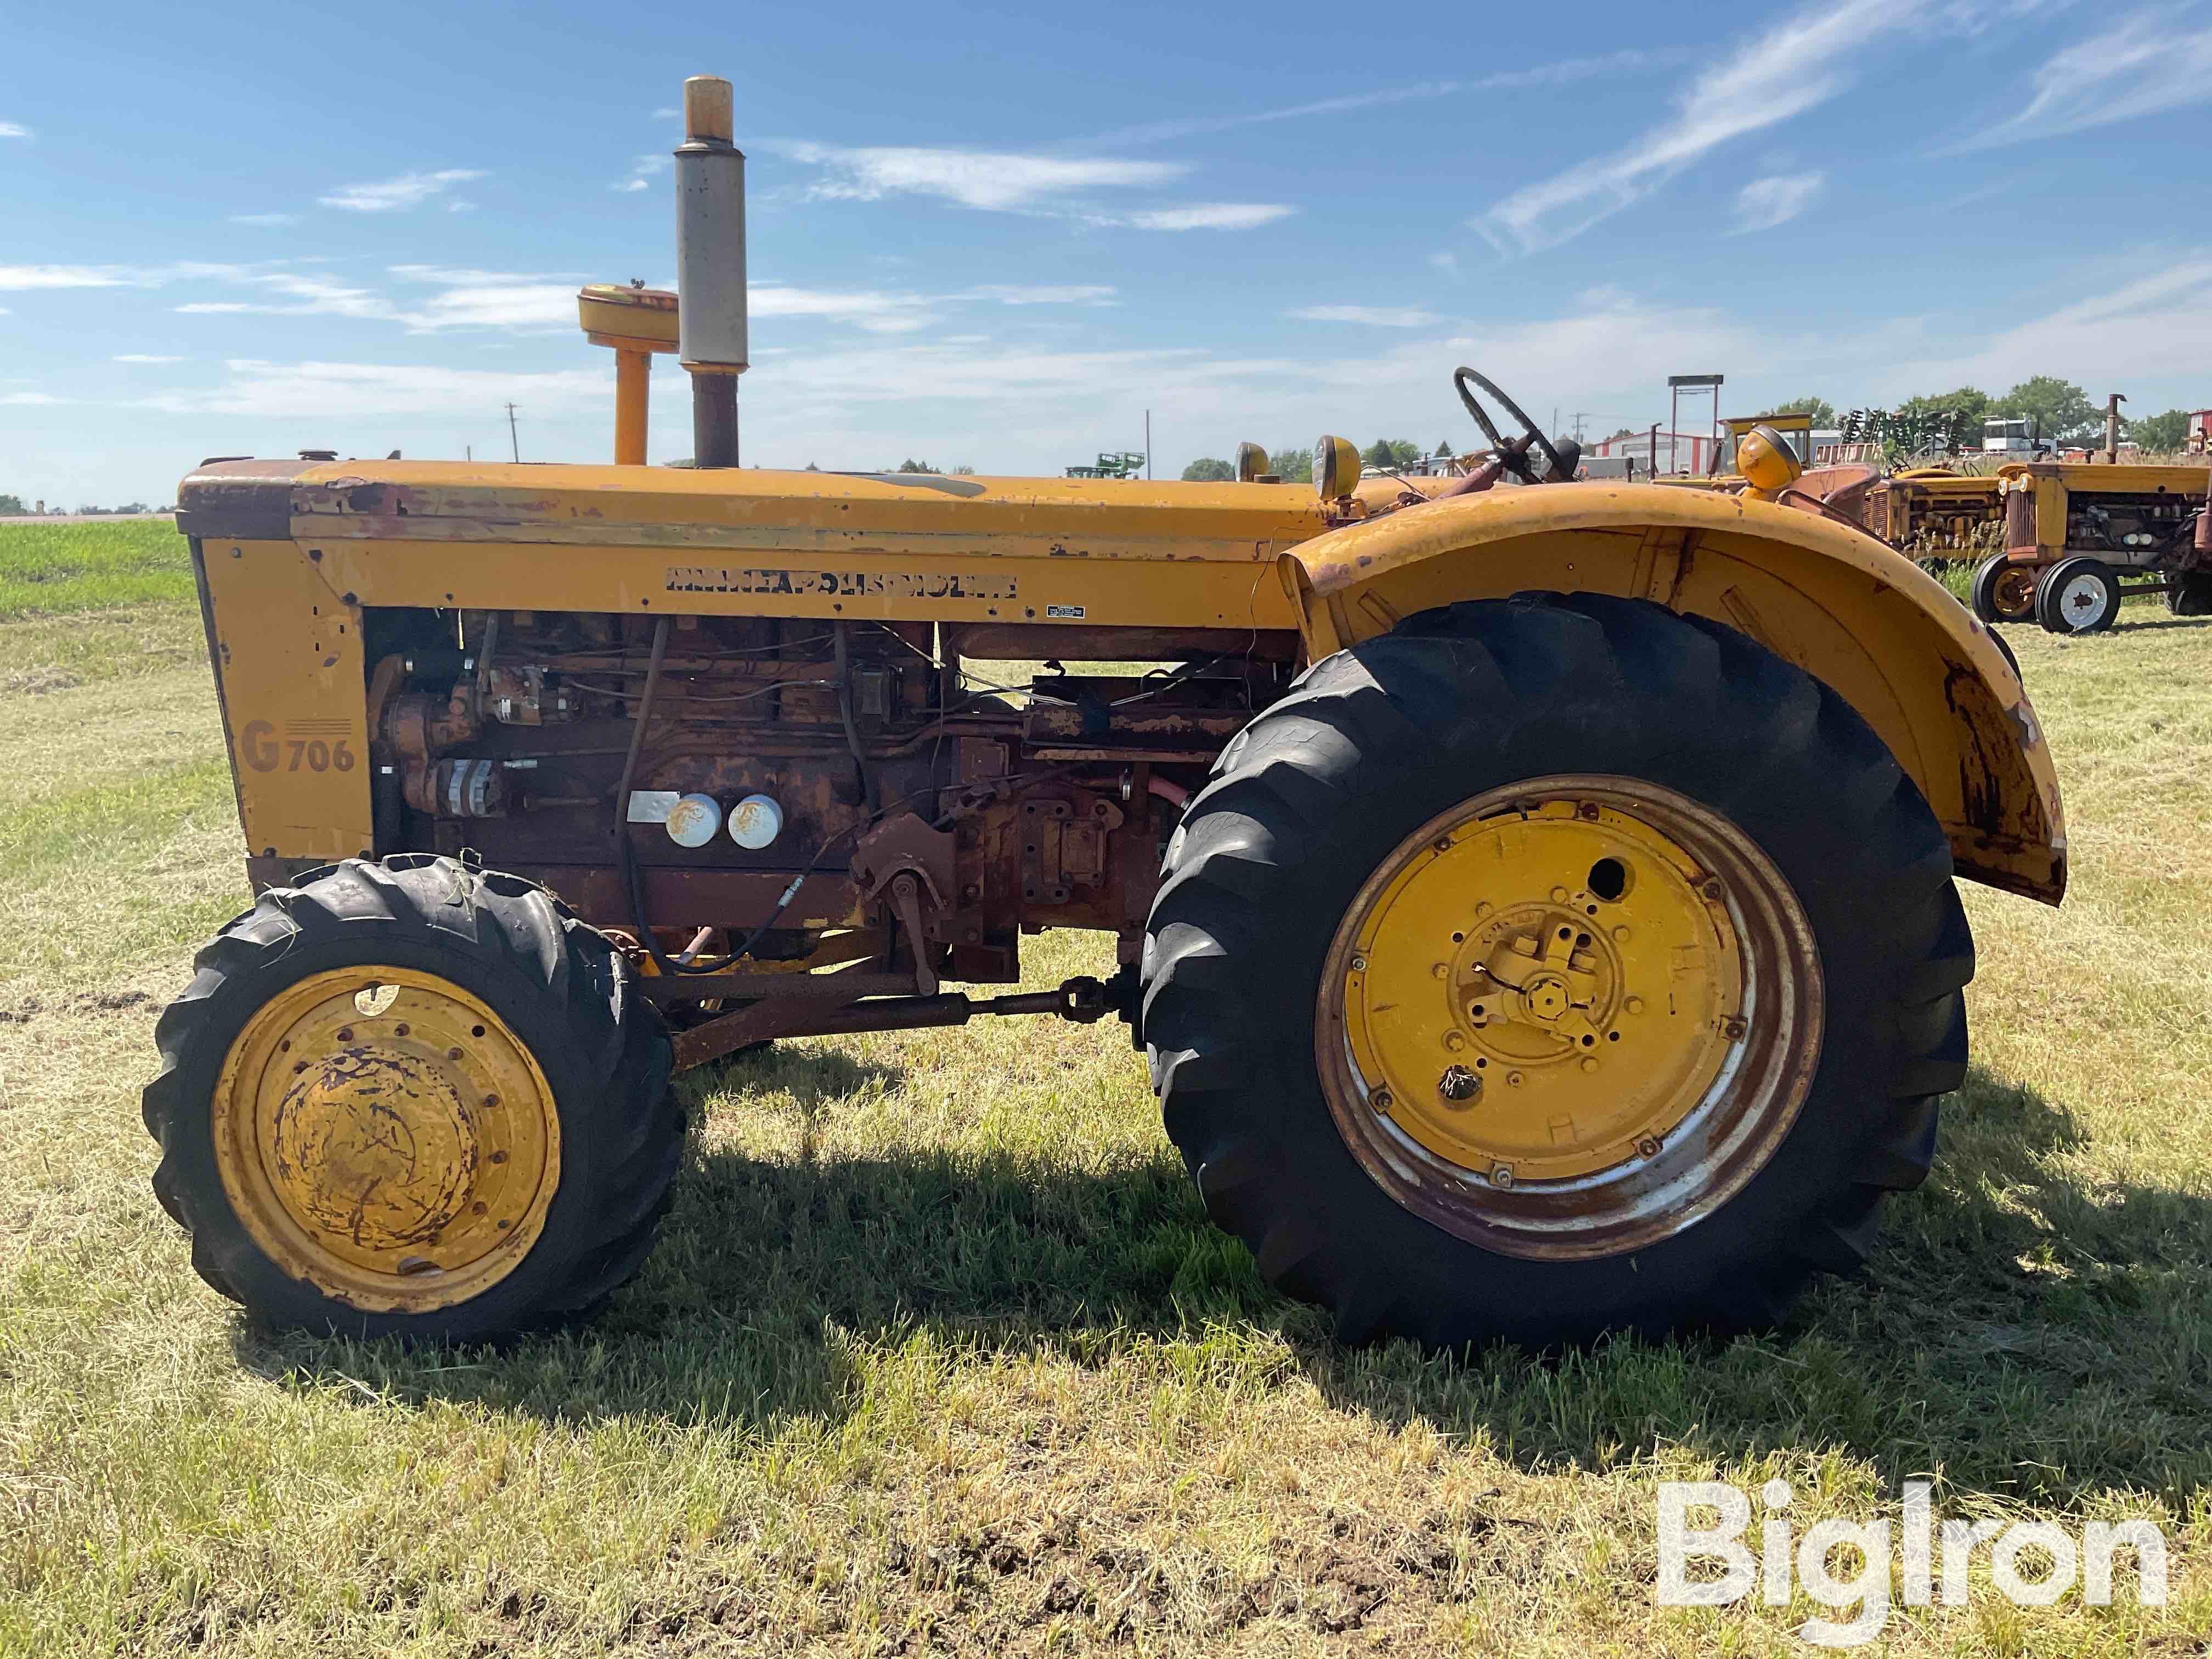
[144,79,2064,1352]
[1065,452,1148,479]
[1976,461,2212,630]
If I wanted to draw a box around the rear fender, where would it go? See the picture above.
[1279,484,2064,904]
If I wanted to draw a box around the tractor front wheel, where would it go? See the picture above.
[143,856,679,1341]
[1970,553,2038,625]
[1143,595,1971,1348]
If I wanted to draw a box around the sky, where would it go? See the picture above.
[5,0,2212,505]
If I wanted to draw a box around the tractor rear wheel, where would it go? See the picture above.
[2166,572,2212,617]
[143,855,679,1341]
[1143,594,1971,1348]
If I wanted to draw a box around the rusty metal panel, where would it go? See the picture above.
[197,536,374,863]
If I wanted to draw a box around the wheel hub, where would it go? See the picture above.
[1316,776,1821,1260]
[213,967,560,1310]
[1339,798,1739,1183]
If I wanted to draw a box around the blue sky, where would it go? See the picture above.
[5,0,2210,504]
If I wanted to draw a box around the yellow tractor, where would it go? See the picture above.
[145,80,2064,1350]
[1985,460,2212,630]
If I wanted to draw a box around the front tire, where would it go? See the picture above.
[1143,595,1971,1348]
[1970,553,2037,624]
[144,855,679,1341]
[2035,556,2121,634]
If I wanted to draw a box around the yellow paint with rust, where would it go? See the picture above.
[1338,798,1740,1182]
[212,967,559,1311]
[181,456,2063,902]
[1998,460,2212,559]
[195,535,374,861]
[1281,484,2065,904]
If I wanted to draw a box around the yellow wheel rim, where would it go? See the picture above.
[1993,566,2038,619]
[1316,776,1821,1260]
[212,967,560,1312]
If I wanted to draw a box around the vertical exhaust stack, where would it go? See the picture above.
[676,75,747,468]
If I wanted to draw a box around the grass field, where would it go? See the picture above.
[3,522,2210,1655]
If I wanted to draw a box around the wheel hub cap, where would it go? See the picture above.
[213,967,560,1311]
[1317,777,1821,1260]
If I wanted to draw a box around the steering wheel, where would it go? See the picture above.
[1454,368,1566,483]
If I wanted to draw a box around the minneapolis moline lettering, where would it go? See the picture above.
[666,566,1019,601]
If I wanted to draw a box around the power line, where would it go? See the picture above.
[505,402,520,463]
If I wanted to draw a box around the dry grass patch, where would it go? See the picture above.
[2,601,2210,1655]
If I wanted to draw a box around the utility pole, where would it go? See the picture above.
[1144,409,1152,479]
[1572,411,1590,441]
[504,403,520,462]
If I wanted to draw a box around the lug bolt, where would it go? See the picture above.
[1612,925,1632,943]
[1624,996,1644,1014]
[1724,1017,1748,1040]
[1474,901,1493,918]
[1371,1088,1394,1114]
[1443,1031,1466,1051]
[1580,1056,1599,1073]
[1432,962,1451,979]
[1636,1136,1663,1159]
[1702,879,1724,901]
[1489,1164,1515,1189]
[1550,885,1570,902]
[447,1047,464,1061]
[1438,1064,1481,1102]
[1505,1071,1525,1088]
[1350,955,1368,973]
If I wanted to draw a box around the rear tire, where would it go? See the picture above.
[2035,556,2121,634]
[1143,594,1971,1348]
[2166,572,2212,617]
[144,855,680,1341]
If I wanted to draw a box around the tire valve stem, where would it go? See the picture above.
[1723,1015,1748,1040]
[1370,1088,1394,1115]
[1489,1164,1515,1189]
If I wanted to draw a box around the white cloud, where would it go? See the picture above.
[0,262,252,291]
[1090,49,1690,146]
[133,359,608,419]
[1428,251,1460,275]
[0,392,60,405]
[399,283,576,330]
[229,212,298,226]
[962,284,1116,306]
[652,106,680,121]
[1733,171,1824,233]
[1477,0,1942,253]
[1882,256,2212,397]
[613,153,670,193]
[114,353,185,363]
[749,284,936,334]
[772,141,1184,211]
[1960,12,2212,148]
[0,122,29,139]
[318,168,485,212]
[1288,305,1440,327]
[1111,203,1296,232]
[445,199,476,214]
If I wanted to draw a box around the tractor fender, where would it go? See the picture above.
[1278,483,2064,905]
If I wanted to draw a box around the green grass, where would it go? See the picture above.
[0,520,193,621]
[1,572,2209,1652]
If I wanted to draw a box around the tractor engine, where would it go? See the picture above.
[359,602,1277,1029]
